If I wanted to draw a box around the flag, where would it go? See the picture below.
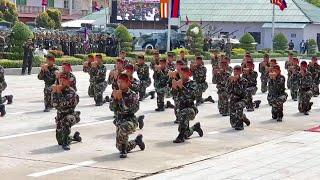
[83,27,90,52]
[186,15,189,25]
[42,0,48,6]
[160,0,168,18]
[271,0,287,11]
[171,0,180,18]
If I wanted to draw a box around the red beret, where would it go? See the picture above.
[300,61,308,67]
[180,66,192,76]
[62,62,72,71]
[59,74,70,83]
[176,60,184,65]
[117,73,130,82]
[125,64,134,71]
[234,65,242,70]
[116,59,125,64]
[47,56,55,62]
[273,65,281,71]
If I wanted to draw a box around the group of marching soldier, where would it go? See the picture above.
[1,47,319,159]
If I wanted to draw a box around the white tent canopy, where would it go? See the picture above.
[61,20,95,28]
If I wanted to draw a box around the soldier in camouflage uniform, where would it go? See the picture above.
[83,55,95,97]
[0,65,13,116]
[211,49,220,84]
[268,65,288,122]
[307,56,320,97]
[119,51,130,65]
[242,60,261,111]
[38,56,59,112]
[171,67,203,143]
[179,50,188,66]
[166,52,176,71]
[288,58,300,101]
[110,73,145,158]
[150,50,160,71]
[154,59,169,111]
[108,59,125,90]
[190,56,215,106]
[227,65,251,130]
[90,54,108,106]
[298,61,313,115]
[225,38,232,59]
[52,74,81,151]
[135,55,155,101]
[57,63,77,91]
[285,53,294,89]
[259,54,270,93]
[213,57,232,116]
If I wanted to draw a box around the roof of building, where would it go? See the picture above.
[262,22,307,29]
[80,8,109,20]
[180,0,320,23]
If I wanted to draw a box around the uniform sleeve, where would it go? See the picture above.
[38,69,45,80]
[118,93,139,114]
[52,91,79,109]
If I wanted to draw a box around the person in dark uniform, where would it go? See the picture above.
[22,38,35,75]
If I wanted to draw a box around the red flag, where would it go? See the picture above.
[171,0,180,18]
[271,0,287,11]
[42,0,48,6]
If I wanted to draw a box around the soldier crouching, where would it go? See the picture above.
[298,61,313,115]
[0,65,13,116]
[52,74,81,150]
[110,73,145,158]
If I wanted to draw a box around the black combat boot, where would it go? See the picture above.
[165,101,175,109]
[204,96,215,103]
[242,116,251,127]
[103,96,110,103]
[254,100,261,109]
[73,131,82,142]
[196,99,204,106]
[62,139,70,150]
[138,115,145,129]
[173,133,185,143]
[148,91,155,99]
[43,106,51,112]
[174,119,180,124]
[95,95,104,106]
[155,104,165,112]
[135,134,145,151]
[192,122,204,137]
[5,95,13,105]
[119,144,127,158]
[235,126,244,131]
[277,111,283,122]
[0,104,6,117]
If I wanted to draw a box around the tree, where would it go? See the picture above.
[11,21,34,55]
[114,24,133,52]
[46,8,62,29]
[273,33,288,51]
[307,39,318,55]
[186,23,204,55]
[36,12,55,29]
[306,0,320,8]
[0,0,18,23]
[239,33,256,52]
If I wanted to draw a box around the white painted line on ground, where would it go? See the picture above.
[27,160,97,177]
[208,131,220,135]
[0,120,112,140]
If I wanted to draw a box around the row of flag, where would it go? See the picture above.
[160,0,180,18]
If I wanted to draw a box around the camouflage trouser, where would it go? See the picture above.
[177,107,198,137]
[260,77,268,93]
[93,81,107,103]
[212,74,217,84]
[173,97,180,119]
[312,81,319,97]
[0,92,7,104]
[0,81,7,104]
[115,118,138,152]
[287,74,291,89]
[44,86,53,109]
[139,79,151,99]
[298,90,313,113]
[156,88,167,109]
[196,82,208,103]
[55,111,81,145]
[246,86,257,109]
[218,90,229,115]
[229,100,246,129]
[268,93,288,119]
[290,84,299,100]
[88,81,94,97]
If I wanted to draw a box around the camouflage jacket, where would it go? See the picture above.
[289,65,300,85]
[0,66,7,91]
[268,75,286,97]
[214,70,231,92]
[242,71,258,88]
[167,62,176,71]
[109,89,139,117]
[90,64,106,83]
[83,62,91,73]
[211,56,219,69]
[52,87,79,114]
[38,65,59,86]
[107,69,121,90]
[150,59,159,71]
[298,72,313,91]
[136,63,150,81]
[171,79,199,109]
[130,77,140,93]
[180,57,188,66]
[227,77,248,102]
[191,65,207,83]
[259,61,270,78]
[307,63,320,82]
[153,68,169,89]
[56,72,77,91]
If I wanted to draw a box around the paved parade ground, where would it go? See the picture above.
[1,61,320,180]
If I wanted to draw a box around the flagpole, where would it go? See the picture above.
[272,3,275,52]
[167,0,172,53]
[105,0,109,27]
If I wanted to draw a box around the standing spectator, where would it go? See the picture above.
[288,40,294,50]
[299,40,305,54]
[304,40,309,54]
[22,38,35,75]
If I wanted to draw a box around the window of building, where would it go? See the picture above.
[48,0,54,7]
[16,0,27,5]
[248,32,261,44]
[291,33,296,38]
[64,0,69,8]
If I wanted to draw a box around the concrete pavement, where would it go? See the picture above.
[0,61,319,180]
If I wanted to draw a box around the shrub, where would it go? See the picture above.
[36,12,55,29]
[186,23,204,55]
[55,57,84,66]
[0,52,23,60]
[273,33,288,51]
[48,50,64,58]
[114,24,133,52]
[145,49,153,56]
[307,39,317,55]
[232,48,246,55]
[172,48,189,55]
[0,59,22,68]
[316,52,320,57]
[275,50,286,55]
[0,0,18,23]
[239,33,256,52]
[11,22,34,56]
[46,8,62,29]
[73,54,88,60]
[33,56,44,67]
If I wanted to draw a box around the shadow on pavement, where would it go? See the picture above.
[95,116,115,121]
[260,119,277,124]
[154,140,190,148]
[28,100,43,103]
[30,145,64,155]
[202,113,224,119]
[95,133,116,139]
[219,129,237,133]
[155,121,175,127]
[93,152,126,162]
[23,110,51,115]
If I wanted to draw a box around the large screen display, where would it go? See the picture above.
[117,0,160,21]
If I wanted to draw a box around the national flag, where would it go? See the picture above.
[42,0,48,6]
[171,0,180,18]
[271,0,287,11]
[160,0,168,18]
[83,27,90,52]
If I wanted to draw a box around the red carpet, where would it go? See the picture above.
[306,126,320,133]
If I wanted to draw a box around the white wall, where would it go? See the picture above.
[304,24,320,43]
[54,0,64,8]
[263,28,304,51]
[26,0,41,6]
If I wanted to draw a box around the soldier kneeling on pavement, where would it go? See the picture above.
[171,67,203,143]
[90,54,108,106]
[0,65,13,116]
[52,74,81,150]
[298,61,313,115]
[110,73,145,158]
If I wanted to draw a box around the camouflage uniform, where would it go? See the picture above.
[153,68,169,109]
[109,89,140,153]
[227,77,249,130]
[136,63,152,100]
[213,70,231,115]
[268,75,288,121]
[307,63,320,97]
[83,62,94,97]
[298,71,313,114]
[107,69,121,90]
[211,56,220,84]
[0,66,8,103]
[180,57,188,66]
[259,61,270,93]
[171,79,202,141]
[150,59,159,71]
[167,62,176,71]
[285,61,292,89]
[242,71,258,111]
[57,72,77,91]
[130,77,141,94]
[288,65,300,100]
[38,65,59,110]
[191,64,208,104]
[90,64,107,105]
[52,87,80,146]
